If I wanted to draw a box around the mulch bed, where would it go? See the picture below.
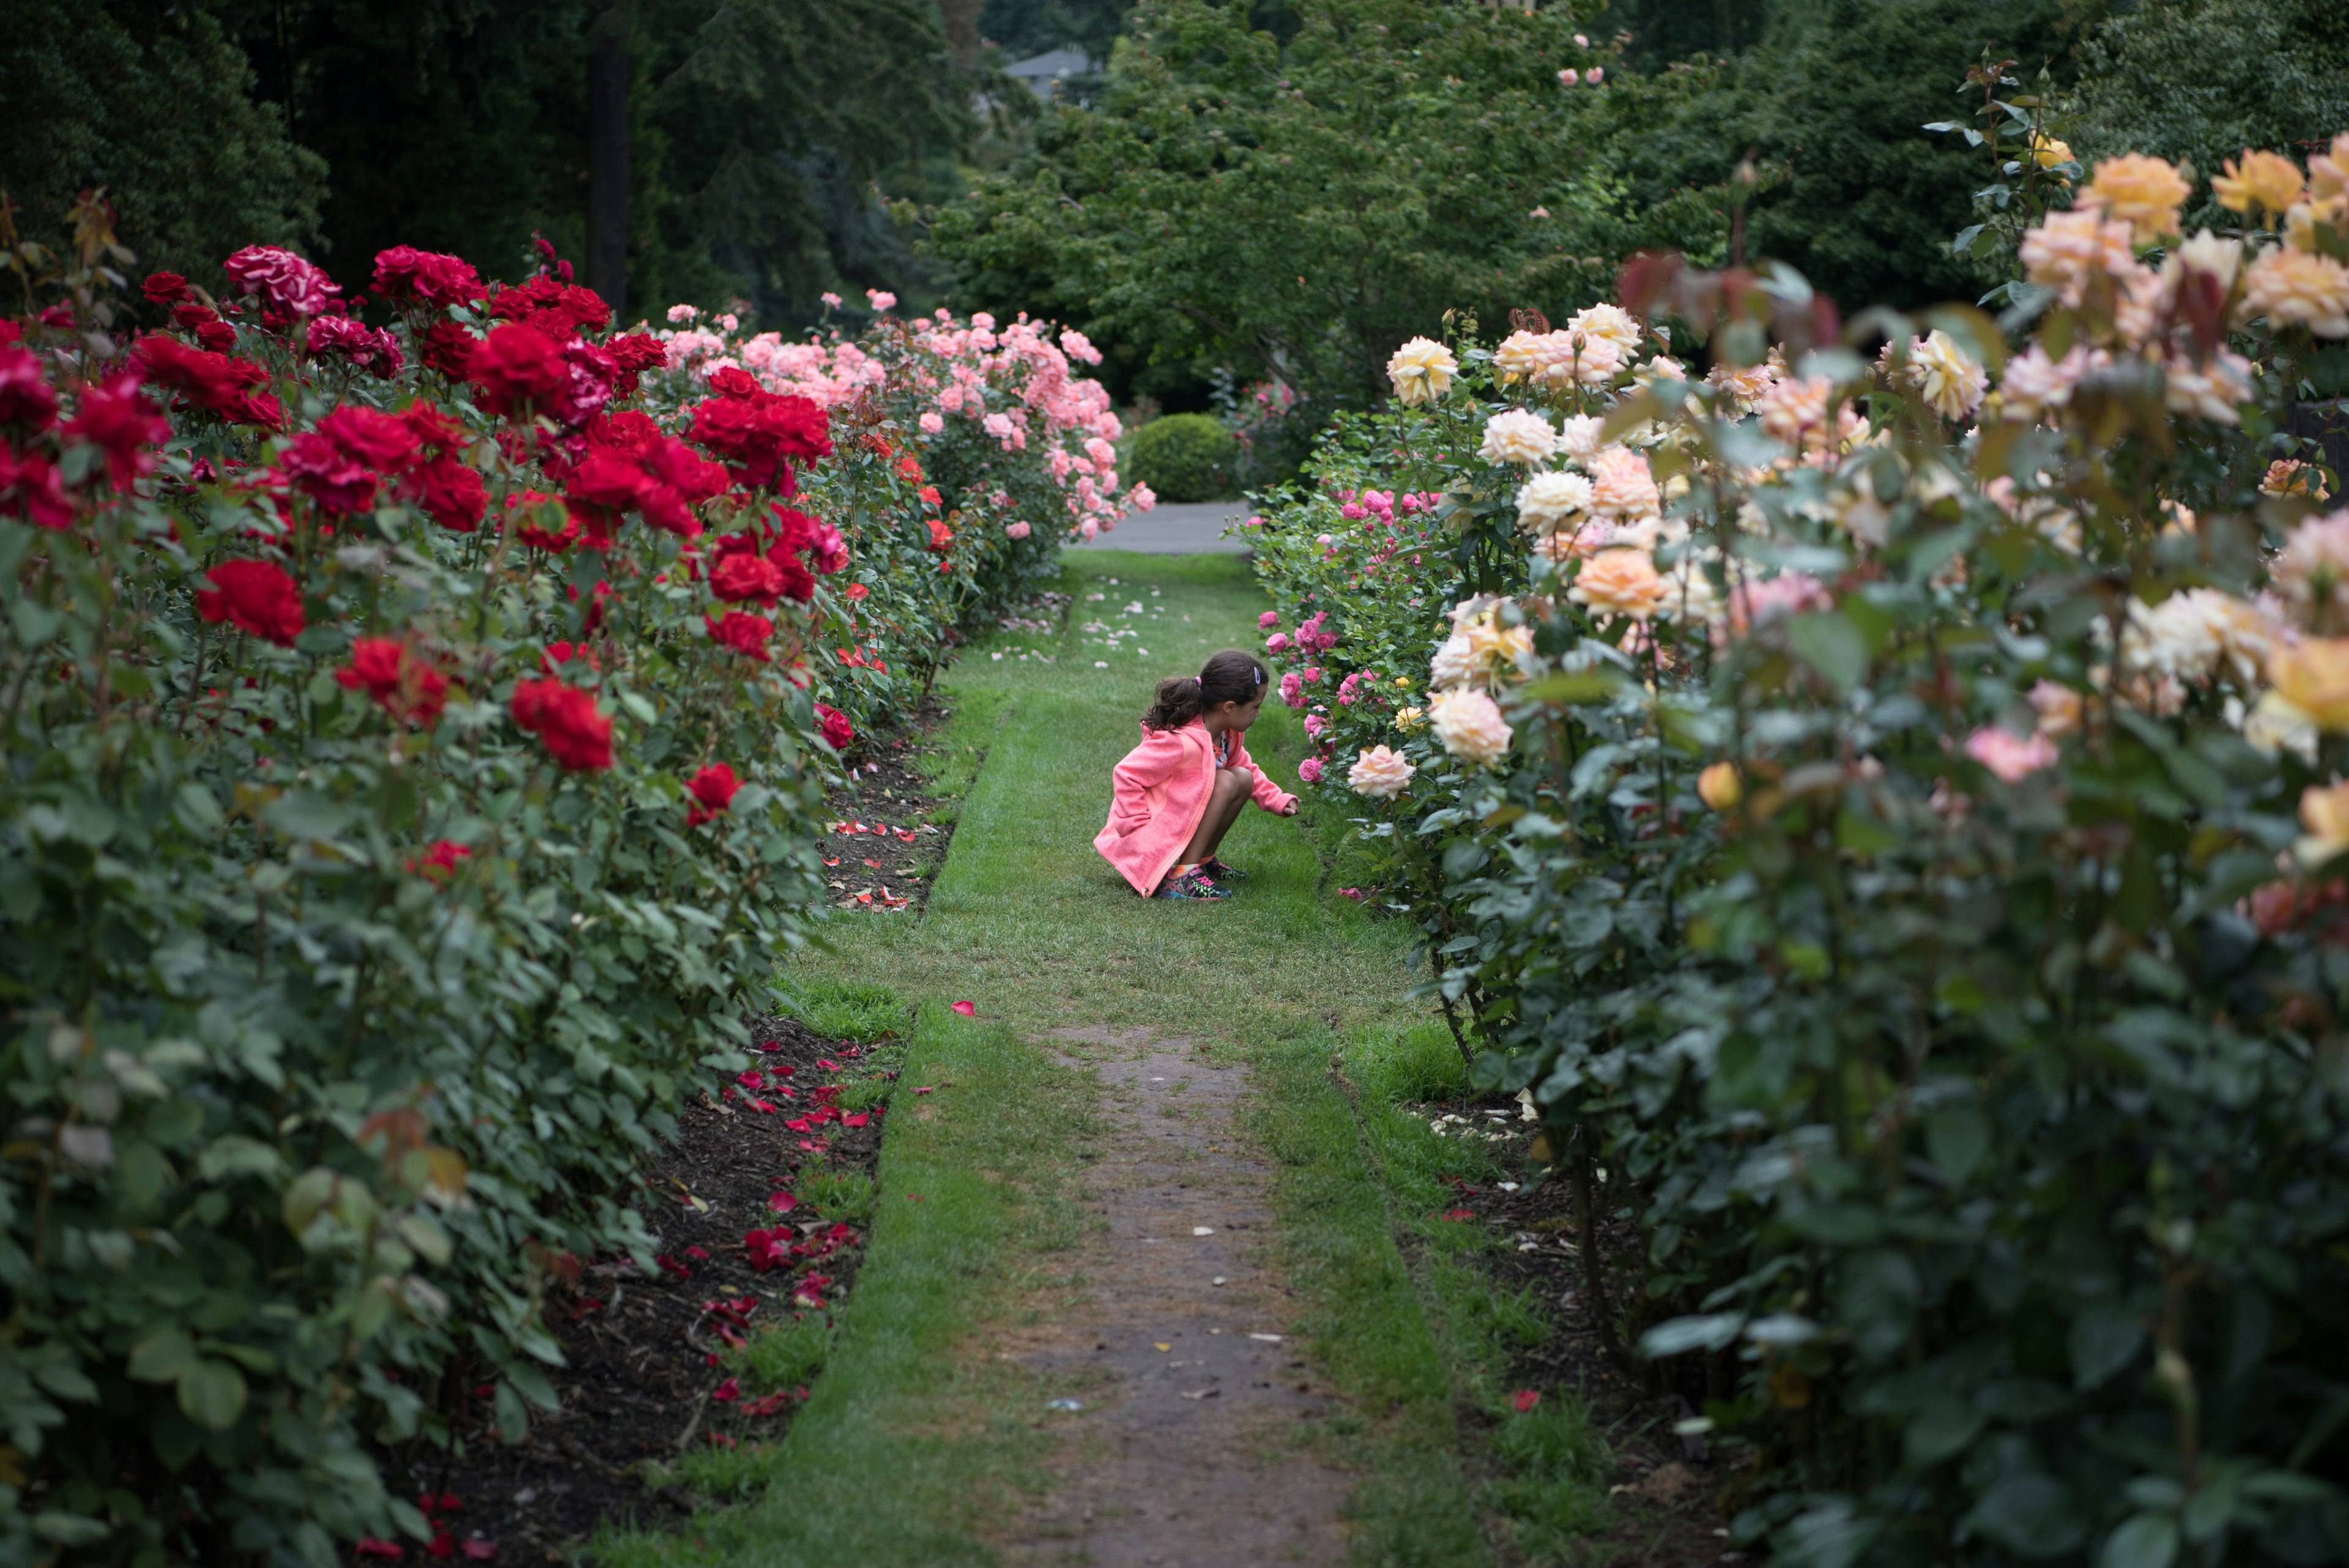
[820,696,958,914]
[382,1015,902,1564]
[1405,1102,1743,1568]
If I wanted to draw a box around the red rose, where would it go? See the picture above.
[768,548,815,603]
[278,432,378,514]
[133,336,268,412]
[371,247,484,309]
[141,272,191,307]
[336,636,450,727]
[0,344,59,431]
[510,678,614,771]
[894,455,923,482]
[606,333,667,397]
[585,409,662,455]
[707,366,762,399]
[319,406,423,472]
[306,315,405,377]
[0,448,72,530]
[685,762,741,826]
[689,389,831,492]
[196,559,305,645]
[918,484,942,508]
[709,551,786,604]
[420,322,478,379]
[924,516,953,551]
[845,582,869,601]
[402,455,487,532]
[808,520,848,574]
[705,611,774,661]
[466,324,568,418]
[407,839,472,882]
[814,703,853,752]
[506,490,581,551]
[195,321,240,354]
[220,390,283,431]
[486,275,611,343]
[768,507,815,554]
[62,371,170,491]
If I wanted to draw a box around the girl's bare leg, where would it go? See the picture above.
[1179,770,1252,863]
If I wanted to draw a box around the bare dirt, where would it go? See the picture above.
[382,1016,899,1564]
[994,1026,1354,1568]
[821,697,957,913]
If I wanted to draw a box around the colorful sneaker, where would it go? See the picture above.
[1200,855,1248,881]
[1154,867,1228,900]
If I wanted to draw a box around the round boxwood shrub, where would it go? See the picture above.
[1127,412,1239,502]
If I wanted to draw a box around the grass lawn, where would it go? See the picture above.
[596,550,1611,1566]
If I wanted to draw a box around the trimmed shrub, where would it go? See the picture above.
[1127,412,1238,502]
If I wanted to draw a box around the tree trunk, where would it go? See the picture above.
[587,2,630,314]
[936,0,981,63]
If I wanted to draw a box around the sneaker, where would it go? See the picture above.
[1154,867,1228,900]
[1200,855,1247,881]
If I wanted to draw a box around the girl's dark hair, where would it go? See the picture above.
[1142,648,1269,730]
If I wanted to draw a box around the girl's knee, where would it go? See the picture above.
[1215,769,1251,801]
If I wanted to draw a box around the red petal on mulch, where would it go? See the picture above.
[685,1246,710,1260]
[1442,1208,1475,1221]
[785,1118,813,1133]
[711,1378,740,1403]
[735,1071,765,1088]
[1513,1389,1542,1413]
[460,1544,497,1562]
[768,1191,797,1212]
[841,1113,869,1128]
[656,1254,692,1279]
[357,1540,404,1559]
[815,1058,841,1070]
[796,1139,823,1151]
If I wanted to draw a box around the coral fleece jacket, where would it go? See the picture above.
[1095,719,1296,895]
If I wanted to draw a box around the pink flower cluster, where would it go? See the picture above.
[1337,488,1439,524]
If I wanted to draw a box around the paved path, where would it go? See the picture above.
[1072,500,1255,555]
[1000,1025,1349,1567]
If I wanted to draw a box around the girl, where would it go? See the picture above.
[1095,648,1299,900]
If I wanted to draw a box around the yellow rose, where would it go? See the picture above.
[2029,132,2074,173]
[2080,153,2191,243]
[2296,779,2349,869]
[1386,337,1458,406]
[2268,638,2349,730]
[2213,149,2306,221]
[1697,761,1743,811]
[1395,705,1426,732]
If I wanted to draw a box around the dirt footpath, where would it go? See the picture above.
[997,1025,1352,1567]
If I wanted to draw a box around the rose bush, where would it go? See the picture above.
[1255,141,2349,1563]
[0,222,1091,1562]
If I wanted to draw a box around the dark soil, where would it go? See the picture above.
[821,696,959,914]
[1401,1102,1743,1568]
[384,1016,901,1564]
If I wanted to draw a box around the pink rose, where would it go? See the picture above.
[1964,726,2060,783]
[1267,633,1291,652]
[1259,611,1280,628]
[1005,521,1031,540]
[1298,756,1325,784]
[1280,672,1304,709]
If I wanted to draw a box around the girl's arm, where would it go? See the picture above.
[1228,735,1297,815]
[1104,730,1189,836]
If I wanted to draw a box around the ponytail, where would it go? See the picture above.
[1141,648,1269,730]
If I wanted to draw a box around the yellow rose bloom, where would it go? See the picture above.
[2213,149,2306,221]
[1697,761,1742,811]
[2028,132,2074,173]
[2296,779,2349,869]
[2079,153,2191,243]
[1387,337,1458,406]
[2269,638,2349,730]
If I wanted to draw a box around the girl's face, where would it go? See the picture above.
[1209,696,1264,733]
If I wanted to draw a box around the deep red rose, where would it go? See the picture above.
[402,403,469,451]
[420,322,478,379]
[689,390,831,492]
[196,559,305,645]
[133,336,269,412]
[171,302,218,329]
[336,636,450,727]
[306,315,405,376]
[0,448,72,530]
[768,547,815,603]
[319,406,423,473]
[506,490,580,551]
[486,275,610,343]
[142,272,191,307]
[223,245,338,319]
[403,455,487,532]
[685,762,741,826]
[814,703,853,752]
[221,390,283,431]
[371,247,484,309]
[707,366,762,399]
[62,371,169,490]
[584,409,662,455]
[704,611,774,661]
[768,506,815,554]
[466,324,568,418]
[606,332,667,397]
[510,677,613,770]
[195,321,240,353]
[0,344,58,431]
[278,433,378,514]
[709,551,785,604]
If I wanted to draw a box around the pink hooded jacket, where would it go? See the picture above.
[1095,719,1296,895]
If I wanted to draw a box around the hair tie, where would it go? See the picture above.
[1254,666,1265,685]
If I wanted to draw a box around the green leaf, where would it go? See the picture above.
[1639,1313,1743,1357]
[505,1359,562,1411]
[1903,1395,1984,1468]
[176,1358,247,1430]
[31,1512,110,1546]
[1926,1103,1989,1186]
[494,1379,530,1444]
[261,789,354,841]
[1788,611,1868,692]
[2068,1299,2146,1389]
[1963,1473,2086,1558]
[127,1325,198,1383]
[2098,1515,2178,1568]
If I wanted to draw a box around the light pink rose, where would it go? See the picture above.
[1298,756,1324,784]
[1964,727,2060,782]
[1005,521,1031,540]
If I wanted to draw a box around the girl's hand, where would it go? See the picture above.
[1281,799,1300,817]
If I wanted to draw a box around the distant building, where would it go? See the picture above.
[1004,47,1096,100]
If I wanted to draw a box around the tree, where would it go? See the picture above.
[0,0,323,286]
[926,0,1719,417]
